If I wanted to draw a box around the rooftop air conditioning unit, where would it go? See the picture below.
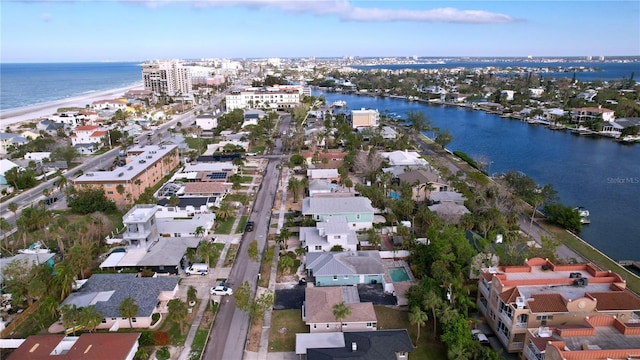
[118,172,124,177]
[128,166,133,170]
[139,160,146,164]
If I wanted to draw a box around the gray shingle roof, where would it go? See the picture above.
[306,251,384,276]
[61,274,178,318]
[307,330,415,360]
[302,197,375,215]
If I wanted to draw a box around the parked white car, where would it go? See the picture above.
[210,286,233,296]
[471,329,489,345]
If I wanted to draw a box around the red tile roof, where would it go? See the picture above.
[499,287,521,303]
[528,294,568,313]
[75,125,99,131]
[90,131,108,137]
[588,291,640,311]
[8,333,139,360]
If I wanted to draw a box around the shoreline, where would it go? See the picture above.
[0,82,144,128]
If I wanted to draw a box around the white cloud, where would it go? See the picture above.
[128,0,515,24]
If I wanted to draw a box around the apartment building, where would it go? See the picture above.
[73,145,179,206]
[522,315,640,360]
[351,108,379,129]
[142,60,192,96]
[477,258,640,354]
[225,87,303,111]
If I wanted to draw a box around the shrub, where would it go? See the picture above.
[151,313,161,326]
[139,331,154,346]
[156,346,170,360]
[134,348,149,360]
[153,331,170,346]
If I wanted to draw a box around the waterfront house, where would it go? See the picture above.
[571,107,615,124]
[351,108,380,129]
[477,258,640,353]
[36,119,65,136]
[429,191,467,205]
[296,330,414,360]
[380,150,428,168]
[91,98,128,111]
[302,197,375,231]
[381,126,398,139]
[60,273,179,330]
[303,286,377,333]
[8,333,141,360]
[521,316,640,360]
[70,125,107,152]
[427,202,470,224]
[0,133,28,155]
[300,216,358,253]
[20,130,41,140]
[306,251,385,287]
[396,169,449,202]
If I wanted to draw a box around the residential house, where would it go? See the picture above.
[576,89,598,101]
[307,168,340,182]
[7,333,141,360]
[522,316,640,360]
[528,88,545,98]
[380,126,398,139]
[571,107,615,124]
[70,125,108,153]
[73,145,179,206]
[61,273,179,330]
[0,252,56,286]
[351,108,379,129]
[0,133,28,155]
[380,150,428,168]
[242,109,265,128]
[297,330,414,360]
[24,152,51,162]
[301,151,347,169]
[397,169,449,202]
[308,179,352,198]
[20,130,41,140]
[36,119,64,136]
[302,197,375,231]
[0,159,22,185]
[429,191,466,204]
[181,182,231,198]
[157,196,220,213]
[91,99,128,111]
[125,89,155,102]
[300,217,358,253]
[477,258,640,353]
[501,90,515,101]
[195,112,218,131]
[601,121,624,137]
[303,286,377,333]
[427,202,470,224]
[306,251,385,287]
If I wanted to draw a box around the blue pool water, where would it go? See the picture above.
[389,267,410,282]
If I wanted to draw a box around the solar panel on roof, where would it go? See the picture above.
[206,172,227,179]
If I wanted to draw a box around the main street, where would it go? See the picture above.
[204,114,291,360]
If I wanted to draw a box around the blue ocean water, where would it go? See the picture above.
[354,60,640,82]
[0,62,142,111]
[315,90,640,262]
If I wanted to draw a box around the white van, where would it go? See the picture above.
[185,263,208,276]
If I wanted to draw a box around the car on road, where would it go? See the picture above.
[245,220,255,232]
[471,329,490,345]
[210,285,233,296]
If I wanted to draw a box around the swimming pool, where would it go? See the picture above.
[389,267,410,282]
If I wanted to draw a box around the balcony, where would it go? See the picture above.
[514,322,528,330]
[500,310,514,324]
[510,342,524,351]
[524,345,544,360]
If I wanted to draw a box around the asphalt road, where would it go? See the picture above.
[204,114,291,360]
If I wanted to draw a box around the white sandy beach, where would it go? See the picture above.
[0,83,144,128]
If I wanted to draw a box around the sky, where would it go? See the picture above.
[1,0,639,63]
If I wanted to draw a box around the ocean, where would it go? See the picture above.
[0,62,142,111]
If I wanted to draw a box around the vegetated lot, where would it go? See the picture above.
[273,285,306,310]
[268,309,308,352]
[357,284,397,305]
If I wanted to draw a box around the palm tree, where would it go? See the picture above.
[167,298,189,335]
[56,175,68,193]
[53,261,76,300]
[133,179,143,197]
[194,225,205,239]
[287,177,301,203]
[215,202,235,221]
[332,301,351,331]
[119,297,139,329]
[279,255,295,275]
[276,227,290,249]
[422,289,443,339]
[0,217,11,239]
[196,240,215,267]
[79,305,103,332]
[60,304,81,335]
[408,306,428,346]
[8,202,18,218]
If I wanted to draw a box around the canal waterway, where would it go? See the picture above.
[314,90,640,262]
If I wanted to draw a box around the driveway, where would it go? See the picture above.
[357,284,397,305]
[274,285,306,310]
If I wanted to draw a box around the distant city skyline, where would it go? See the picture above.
[1,1,639,63]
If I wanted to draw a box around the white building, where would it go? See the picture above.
[142,60,192,96]
[225,86,305,111]
[351,108,379,129]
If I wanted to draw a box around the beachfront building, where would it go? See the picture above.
[91,99,128,111]
[350,108,379,129]
[0,133,28,155]
[477,258,640,354]
[142,60,192,96]
[225,86,304,111]
[73,145,179,206]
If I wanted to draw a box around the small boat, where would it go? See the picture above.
[575,207,590,217]
[330,100,347,107]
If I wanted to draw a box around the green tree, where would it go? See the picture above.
[119,296,139,329]
[215,202,235,221]
[79,305,103,332]
[543,203,583,233]
[233,281,253,312]
[51,146,79,164]
[248,240,259,262]
[8,202,18,218]
[67,187,116,214]
[287,177,302,203]
[248,290,275,320]
[196,240,216,267]
[279,254,295,275]
[434,129,454,149]
[168,195,180,207]
[408,306,428,346]
[407,111,431,134]
[55,175,68,193]
[60,304,81,335]
[187,285,198,305]
[0,217,12,239]
[332,301,351,331]
[167,299,189,334]
[53,261,76,300]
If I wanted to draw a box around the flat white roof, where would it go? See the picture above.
[99,252,126,268]
[75,145,177,182]
[295,332,345,354]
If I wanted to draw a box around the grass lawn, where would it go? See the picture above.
[375,306,447,360]
[268,309,307,352]
[214,216,236,234]
[259,246,274,288]
[236,216,248,234]
[240,175,254,183]
[208,243,225,266]
[224,244,239,267]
